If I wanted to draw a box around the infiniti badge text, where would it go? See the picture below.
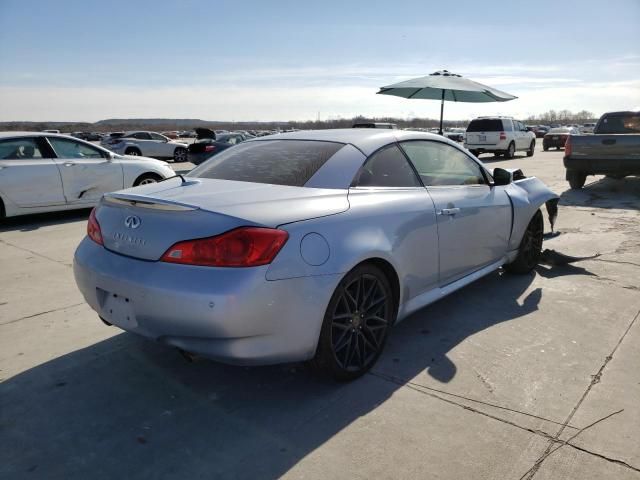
[113,232,147,246]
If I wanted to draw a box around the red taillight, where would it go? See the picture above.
[87,208,103,245]
[204,145,216,152]
[160,227,289,267]
[565,136,572,156]
[499,131,507,140]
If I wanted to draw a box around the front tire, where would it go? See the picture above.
[173,147,187,163]
[133,173,162,186]
[310,264,395,381]
[567,170,586,189]
[504,210,543,274]
[526,140,535,157]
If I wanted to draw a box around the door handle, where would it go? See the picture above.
[602,139,616,145]
[439,208,460,216]
[63,162,76,167]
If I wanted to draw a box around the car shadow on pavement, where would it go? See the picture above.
[0,208,91,232]
[475,153,529,163]
[0,271,538,479]
[535,263,597,279]
[560,176,640,211]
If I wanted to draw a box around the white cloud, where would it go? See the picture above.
[1,57,638,122]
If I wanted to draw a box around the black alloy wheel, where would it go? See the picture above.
[311,264,394,380]
[504,210,544,274]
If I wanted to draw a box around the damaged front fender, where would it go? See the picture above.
[504,177,559,251]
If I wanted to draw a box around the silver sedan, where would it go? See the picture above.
[73,129,558,380]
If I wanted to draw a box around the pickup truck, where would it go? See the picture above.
[563,111,640,189]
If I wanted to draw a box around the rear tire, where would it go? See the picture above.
[543,145,549,151]
[469,149,479,157]
[125,147,141,156]
[309,264,395,381]
[173,147,187,163]
[504,210,543,274]
[504,142,516,159]
[567,170,586,189]
[133,173,162,186]
[526,140,535,157]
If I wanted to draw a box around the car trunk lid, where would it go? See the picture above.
[96,178,349,261]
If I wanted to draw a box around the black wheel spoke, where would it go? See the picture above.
[344,289,358,312]
[345,334,357,368]
[338,293,355,315]
[365,294,385,315]
[334,328,351,353]
[360,328,378,352]
[361,278,378,309]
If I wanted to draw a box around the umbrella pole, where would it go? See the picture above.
[439,89,444,135]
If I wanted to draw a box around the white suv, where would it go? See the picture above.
[464,117,536,158]
[102,131,189,162]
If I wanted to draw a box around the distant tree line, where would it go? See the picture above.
[0,110,599,133]
[523,110,597,125]
[0,116,468,133]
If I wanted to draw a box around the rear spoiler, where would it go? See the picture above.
[103,192,198,211]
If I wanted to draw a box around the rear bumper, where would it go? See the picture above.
[563,156,640,175]
[73,238,341,365]
[464,140,509,153]
[543,139,566,148]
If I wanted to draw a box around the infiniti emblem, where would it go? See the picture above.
[124,215,141,229]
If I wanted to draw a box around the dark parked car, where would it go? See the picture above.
[543,127,579,151]
[535,126,550,138]
[187,128,248,165]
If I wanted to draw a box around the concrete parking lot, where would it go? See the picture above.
[1,148,639,479]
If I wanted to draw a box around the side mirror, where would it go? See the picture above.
[492,167,512,186]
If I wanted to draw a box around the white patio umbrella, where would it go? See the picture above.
[377,70,518,134]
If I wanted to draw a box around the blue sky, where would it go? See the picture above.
[0,0,638,122]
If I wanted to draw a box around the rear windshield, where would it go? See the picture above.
[596,113,640,134]
[188,140,344,187]
[466,119,504,132]
[548,128,571,133]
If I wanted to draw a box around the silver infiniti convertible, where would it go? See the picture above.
[74,129,559,380]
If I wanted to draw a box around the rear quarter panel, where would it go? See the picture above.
[266,188,440,309]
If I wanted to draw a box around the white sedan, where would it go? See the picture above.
[101,131,189,162]
[0,132,175,218]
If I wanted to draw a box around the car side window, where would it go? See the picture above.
[149,133,166,141]
[352,144,421,188]
[400,141,486,187]
[503,120,513,131]
[48,138,106,159]
[0,138,45,160]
